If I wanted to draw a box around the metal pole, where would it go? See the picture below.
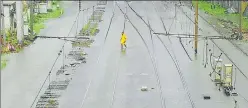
[30,0,34,37]
[1,1,5,45]
[93,6,94,22]
[240,1,242,40]
[194,0,199,54]
[0,0,2,106]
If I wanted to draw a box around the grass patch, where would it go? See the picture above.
[33,5,64,34]
[80,22,90,35]
[1,2,64,69]
[72,40,94,47]
[193,1,226,15]
[1,59,7,70]
[192,1,248,32]
[80,22,99,36]
[80,11,103,36]
[90,23,98,36]
[34,22,45,34]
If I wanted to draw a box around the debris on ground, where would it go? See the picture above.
[203,95,211,100]
[226,7,238,14]
[141,86,148,91]
[231,92,238,96]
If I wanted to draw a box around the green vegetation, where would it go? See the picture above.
[80,13,103,36]
[80,22,90,35]
[33,6,64,34]
[1,58,7,70]
[192,1,248,32]
[1,2,64,70]
[90,23,98,36]
[72,40,94,47]
[80,22,99,36]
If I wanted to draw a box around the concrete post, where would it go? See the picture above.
[16,1,24,44]
[30,0,34,37]
[0,0,2,81]
[0,0,5,45]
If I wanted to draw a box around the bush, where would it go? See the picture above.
[90,23,98,36]
[1,59,7,70]
[193,1,248,31]
[32,6,63,34]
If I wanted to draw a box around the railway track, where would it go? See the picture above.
[175,2,248,81]
[151,2,196,108]
[119,1,197,108]
[80,2,116,108]
[152,1,192,61]
[115,2,167,108]
[182,2,248,58]
[173,1,248,105]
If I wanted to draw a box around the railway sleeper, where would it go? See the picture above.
[36,102,59,106]
[36,106,58,108]
[36,104,58,108]
[48,87,67,90]
[50,81,70,85]
[47,85,68,88]
[37,100,58,103]
[49,84,69,86]
[40,95,60,98]
[40,95,60,99]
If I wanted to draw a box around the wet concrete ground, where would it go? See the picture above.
[60,1,248,108]
[182,2,248,58]
[2,1,247,108]
[1,1,96,108]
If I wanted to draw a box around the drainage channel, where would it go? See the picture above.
[34,3,107,108]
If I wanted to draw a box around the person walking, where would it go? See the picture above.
[120,32,127,50]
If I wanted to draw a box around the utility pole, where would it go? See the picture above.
[16,1,24,45]
[194,0,199,54]
[30,1,34,37]
[0,0,3,97]
[0,0,2,71]
[0,0,5,45]
[239,0,243,40]
[79,0,81,11]
[93,6,94,22]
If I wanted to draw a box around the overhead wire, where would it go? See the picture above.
[176,2,248,105]
[154,2,171,44]
[29,5,95,107]
[125,1,196,108]
[115,3,167,108]
[147,9,167,108]
[80,3,116,108]
[159,2,192,61]
[109,5,128,108]
[175,3,248,81]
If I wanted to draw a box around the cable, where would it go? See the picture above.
[80,4,116,108]
[175,3,248,81]
[116,3,167,108]
[179,37,192,61]
[29,9,82,108]
[178,3,248,102]
[147,14,167,108]
[162,2,192,61]
[152,1,172,44]
[125,2,196,108]
[186,3,248,57]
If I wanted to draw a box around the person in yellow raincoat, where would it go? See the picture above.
[120,32,127,49]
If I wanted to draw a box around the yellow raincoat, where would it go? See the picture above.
[120,33,127,45]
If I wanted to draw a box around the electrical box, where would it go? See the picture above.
[214,58,222,82]
[223,64,233,87]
